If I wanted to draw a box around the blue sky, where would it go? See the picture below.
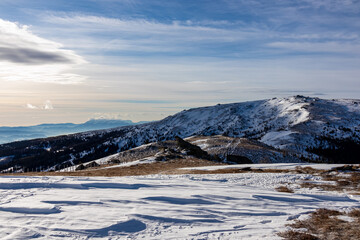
[0,0,359,126]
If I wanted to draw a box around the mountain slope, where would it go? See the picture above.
[187,135,300,164]
[1,96,359,171]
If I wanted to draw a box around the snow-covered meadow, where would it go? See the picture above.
[0,172,359,239]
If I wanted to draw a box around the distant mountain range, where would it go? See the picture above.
[0,119,146,144]
[1,96,359,172]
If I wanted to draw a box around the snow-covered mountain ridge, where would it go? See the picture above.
[1,96,359,171]
[94,95,359,156]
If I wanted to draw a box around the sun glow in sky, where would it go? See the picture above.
[0,0,360,126]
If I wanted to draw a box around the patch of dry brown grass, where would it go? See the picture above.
[6,161,359,179]
[300,172,360,193]
[275,185,294,193]
[349,172,360,182]
[278,230,319,240]
[349,208,360,219]
[294,166,325,174]
[300,182,340,191]
[5,158,226,177]
[278,208,360,240]
[5,163,296,177]
[182,167,289,175]
[321,174,344,181]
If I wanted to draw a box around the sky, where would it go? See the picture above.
[0,0,359,126]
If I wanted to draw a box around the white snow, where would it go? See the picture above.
[94,153,119,165]
[266,97,310,126]
[261,130,294,149]
[101,157,156,170]
[189,139,210,149]
[59,153,120,172]
[79,148,95,158]
[0,156,12,162]
[336,99,360,113]
[0,172,358,239]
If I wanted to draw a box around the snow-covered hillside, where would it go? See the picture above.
[1,96,360,171]
[90,95,360,161]
[98,95,360,155]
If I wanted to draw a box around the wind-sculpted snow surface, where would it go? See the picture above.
[1,96,360,171]
[0,173,359,239]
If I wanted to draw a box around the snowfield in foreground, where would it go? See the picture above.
[0,173,359,239]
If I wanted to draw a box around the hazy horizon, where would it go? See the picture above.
[1,0,360,126]
[1,94,359,127]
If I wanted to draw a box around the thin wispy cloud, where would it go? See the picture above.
[38,11,360,60]
[300,0,360,13]
[41,14,256,54]
[267,41,360,54]
[104,99,176,104]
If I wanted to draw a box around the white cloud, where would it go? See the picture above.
[0,18,86,84]
[0,19,84,64]
[42,100,54,110]
[26,103,38,109]
[24,100,54,110]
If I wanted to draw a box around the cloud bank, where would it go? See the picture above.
[0,19,85,84]
[0,47,74,64]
